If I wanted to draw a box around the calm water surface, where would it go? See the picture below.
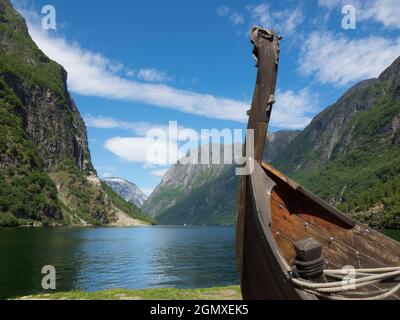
[0,226,238,299]
[381,229,400,242]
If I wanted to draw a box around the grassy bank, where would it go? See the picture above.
[16,286,242,300]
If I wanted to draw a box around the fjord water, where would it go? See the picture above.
[0,226,237,299]
[381,229,400,242]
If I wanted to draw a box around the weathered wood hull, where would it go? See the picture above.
[237,161,400,300]
[237,26,400,300]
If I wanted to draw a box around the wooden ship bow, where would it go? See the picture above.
[236,26,400,300]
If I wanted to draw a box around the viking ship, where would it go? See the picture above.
[236,26,400,300]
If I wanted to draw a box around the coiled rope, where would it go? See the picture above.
[291,267,400,300]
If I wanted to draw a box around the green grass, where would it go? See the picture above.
[16,286,242,300]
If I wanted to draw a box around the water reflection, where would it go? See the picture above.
[0,226,238,299]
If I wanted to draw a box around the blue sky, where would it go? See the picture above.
[13,0,400,195]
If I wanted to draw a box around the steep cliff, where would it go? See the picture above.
[0,0,149,226]
[144,131,299,225]
[155,165,237,225]
[142,145,237,220]
[264,130,300,162]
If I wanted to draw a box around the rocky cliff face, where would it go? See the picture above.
[102,178,148,208]
[143,133,298,225]
[0,1,92,173]
[142,144,238,220]
[156,165,237,225]
[0,0,149,226]
[273,78,381,170]
[275,57,400,172]
[22,76,93,173]
[264,130,300,162]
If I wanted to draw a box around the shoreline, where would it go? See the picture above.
[1,224,397,230]
[14,286,242,300]
[0,224,237,229]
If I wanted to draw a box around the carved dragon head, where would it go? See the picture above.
[250,26,282,68]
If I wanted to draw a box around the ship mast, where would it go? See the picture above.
[246,27,282,163]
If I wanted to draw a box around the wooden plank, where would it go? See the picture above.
[269,188,400,299]
[271,185,400,266]
[239,175,305,300]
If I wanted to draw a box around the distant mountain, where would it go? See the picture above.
[273,56,400,228]
[264,130,300,162]
[155,166,237,225]
[0,0,150,227]
[142,144,239,224]
[143,132,298,225]
[102,178,148,208]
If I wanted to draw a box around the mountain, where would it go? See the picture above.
[273,56,400,228]
[102,177,148,208]
[264,130,300,162]
[155,165,237,225]
[0,0,150,227]
[145,57,400,228]
[101,182,154,225]
[142,144,243,225]
[144,132,298,225]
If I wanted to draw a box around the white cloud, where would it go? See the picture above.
[150,169,169,178]
[217,6,244,25]
[299,31,400,86]
[217,6,230,17]
[85,115,133,130]
[247,4,304,36]
[360,0,400,29]
[230,12,245,25]
[30,27,247,121]
[317,0,347,10]
[103,89,316,168]
[16,5,316,130]
[104,137,184,166]
[84,116,202,143]
[120,67,173,83]
[136,68,174,83]
[273,8,304,35]
[247,4,271,27]
[87,88,316,140]
[84,115,175,136]
[15,7,248,123]
[271,88,318,129]
[318,0,400,29]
